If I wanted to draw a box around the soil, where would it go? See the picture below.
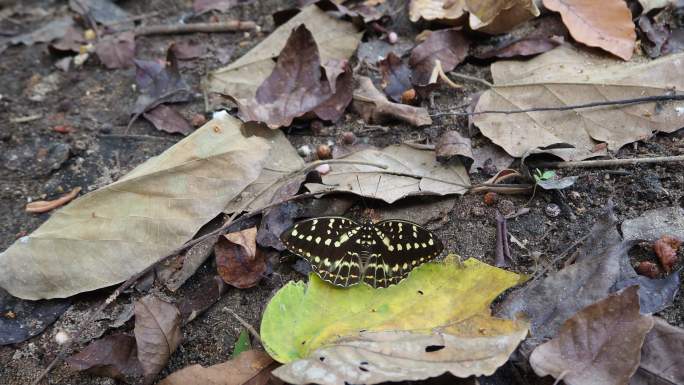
[1,1,683,384]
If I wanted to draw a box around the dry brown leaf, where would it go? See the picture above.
[435,130,473,170]
[378,53,412,102]
[0,116,270,300]
[543,0,636,60]
[466,0,540,34]
[134,295,183,384]
[142,104,194,135]
[94,31,135,69]
[530,286,654,385]
[25,187,81,213]
[408,0,467,23]
[473,37,564,59]
[409,28,469,86]
[204,5,362,110]
[352,76,432,126]
[215,227,267,289]
[66,334,143,383]
[631,317,684,385]
[159,349,279,385]
[472,46,684,160]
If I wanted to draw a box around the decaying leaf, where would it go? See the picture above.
[134,295,183,384]
[158,349,278,385]
[409,28,469,86]
[378,53,412,102]
[0,116,270,300]
[435,130,473,169]
[158,236,219,292]
[142,104,194,135]
[178,275,226,324]
[472,46,684,160]
[621,206,684,242]
[473,36,564,59]
[204,5,362,110]
[238,25,352,128]
[631,317,684,385]
[69,0,131,26]
[261,257,525,363]
[1,17,73,53]
[305,144,470,203]
[543,0,636,60]
[66,334,143,383]
[0,288,70,345]
[130,47,192,127]
[408,0,467,23]
[274,315,528,385]
[466,0,540,34]
[215,228,267,288]
[530,286,654,385]
[352,76,432,126]
[95,31,135,69]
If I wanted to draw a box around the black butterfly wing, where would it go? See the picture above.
[280,216,363,287]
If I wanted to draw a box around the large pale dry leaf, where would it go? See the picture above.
[530,286,654,385]
[305,144,470,203]
[159,349,278,385]
[352,76,432,126]
[631,317,684,385]
[408,0,467,23]
[0,116,270,300]
[472,46,684,160]
[466,0,540,34]
[543,0,636,60]
[274,316,528,385]
[134,295,183,384]
[621,206,684,242]
[204,5,362,109]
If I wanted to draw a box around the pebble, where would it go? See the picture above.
[545,203,561,218]
[497,199,515,216]
[315,164,331,175]
[297,145,312,158]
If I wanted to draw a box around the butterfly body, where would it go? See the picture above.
[280,216,444,288]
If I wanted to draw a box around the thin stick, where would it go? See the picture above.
[135,21,257,36]
[224,307,262,343]
[447,72,493,88]
[431,94,684,117]
[533,155,684,169]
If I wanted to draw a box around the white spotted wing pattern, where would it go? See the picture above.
[280,216,444,288]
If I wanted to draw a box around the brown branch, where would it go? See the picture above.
[26,187,82,213]
[532,155,684,169]
[134,21,257,36]
[430,94,684,117]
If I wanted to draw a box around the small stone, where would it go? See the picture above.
[316,144,332,160]
[297,145,312,158]
[545,203,561,218]
[341,131,356,145]
[401,88,417,105]
[497,199,515,216]
[388,31,398,44]
[315,164,331,175]
[483,192,497,206]
[55,330,70,345]
[84,29,96,40]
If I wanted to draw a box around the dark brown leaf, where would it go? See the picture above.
[158,349,280,385]
[435,130,473,170]
[50,26,85,53]
[172,40,205,60]
[178,275,226,324]
[95,31,135,69]
[530,286,654,385]
[631,317,684,385]
[69,0,131,25]
[129,46,192,128]
[238,25,351,128]
[378,53,412,102]
[474,36,563,59]
[653,235,680,273]
[0,288,70,345]
[352,76,432,126]
[215,228,267,288]
[134,295,183,384]
[143,104,194,135]
[157,236,219,292]
[409,28,469,86]
[66,334,143,383]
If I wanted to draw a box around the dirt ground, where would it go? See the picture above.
[1,0,683,384]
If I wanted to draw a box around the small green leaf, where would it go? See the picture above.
[541,170,556,180]
[231,329,251,358]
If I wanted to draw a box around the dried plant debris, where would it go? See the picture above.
[378,53,412,102]
[94,31,135,69]
[0,288,70,345]
[142,104,194,135]
[466,0,540,34]
[178,275,227,324]
[69,0,131,26]
[215,228,267,289]
[66,334,143,383]
[0,17,73,54]
[631,317,684,385]
[622,206,684,242]
[409,0,467,23]
[409,28,470,86]
[352,76,432,126]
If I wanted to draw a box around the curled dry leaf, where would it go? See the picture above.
[635,261,661,278]
[631,317,684,385]
[134,295,183,384]
[409,28,469,86]
[66,334,143,383]
[435,130,473,170]
[378,53,412,102]
[409,0,467,23]
[352,76,432,126]
[466,0,540,34]
[215,227,267,288]
[543,0,636,60]
[473,46,684,160]
[530,286,654,385]
[653,235,680,273]
[158,349,279,385]
[25,187,81,213]
[142,104,194,136]
[95,31,135,69]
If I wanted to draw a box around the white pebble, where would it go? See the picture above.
[212,110,229,120]
[297,145,312,158]
[388,32,398,44]
[315,164,331,175]
[55,330,70,345]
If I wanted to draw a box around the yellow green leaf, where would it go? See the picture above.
[261,257,525,363]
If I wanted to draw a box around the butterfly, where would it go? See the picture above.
[280,216,444,288]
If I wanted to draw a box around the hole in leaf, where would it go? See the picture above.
[417,290,424,295]
[359,366,369,372]
[319,357,325,362]
[425,345,445,352]
[360,361,368,365]
[301,340,306,345]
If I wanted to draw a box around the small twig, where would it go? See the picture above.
[97,134,178,142]
[447,72,493,88]
[533,155,684,169]
[532,232,591,281]
[434,60,462,89]
[10,114,42,123]
[26,187,82,214]
[494,211,513,267]
[224,308,262,343]
[430,94,684,117]
[134,21,257,36]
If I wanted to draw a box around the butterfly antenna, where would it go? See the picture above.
[374,175,382,200]
[356,175,368,209]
